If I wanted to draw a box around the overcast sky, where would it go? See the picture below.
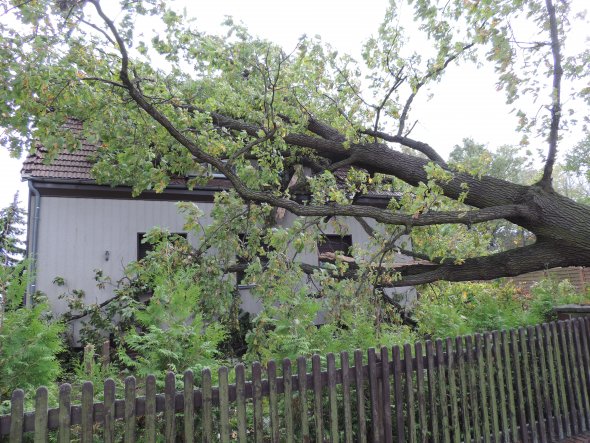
[1,0,588,210]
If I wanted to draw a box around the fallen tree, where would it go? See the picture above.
[2,0,590,287]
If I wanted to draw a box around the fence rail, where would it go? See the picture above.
[1,318,590,442]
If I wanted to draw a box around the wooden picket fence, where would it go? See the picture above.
[1,317,590,442]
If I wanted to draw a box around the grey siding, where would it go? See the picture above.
[35,197,214,316]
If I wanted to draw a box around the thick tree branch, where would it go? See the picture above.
[307,116,346,142]
[361,129,447,165]
[393,241,590,286]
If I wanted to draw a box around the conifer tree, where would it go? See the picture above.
[0,193,26,267]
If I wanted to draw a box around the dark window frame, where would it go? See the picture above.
[317,234,353,266]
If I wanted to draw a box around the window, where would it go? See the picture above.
[137,232,187,261]
[318,234,353,266]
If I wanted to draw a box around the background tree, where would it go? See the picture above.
[1,0,590,291]
[0,194,63,402]
[0,193,26,267]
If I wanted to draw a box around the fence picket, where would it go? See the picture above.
[381,346,392,443]
[535,325,554,441]
[9,389,24,443]
[475,334,491,443]
[202,368,213,443]
[527,325,547,443]
[484,333,500,443]
[340,351,353,443]
[252,362,264,443]
[466,335,481,443]
[437,339,451,443]
[268,360,280,443]
[446,338,460,443]
[551,322,571,437]
[568,320,587,431]
[455,337,470,443]
[425,340,439,443]
[392,345,404,443]
[354,350,367,443]
[501,331,518,443]
[558,321,577,435]
[312,354,324,443]
[415,342,428,443]
[297,356,311,442]
[235,363,248,443]
[283,359,294,443]
[219,366,230,443]
[81,381,94,443]
[144,375,156,443]
[583,318,590,393]
[543,323,563,440]
[184,370,195,442]
[519,327,538,443]
[123,377,135,443]
[576,319,590,428]
[57,384,71,443]
[403,343,416,443]
[164,372,175,442]
[34,386,48,443]
[492,331,509,443]
[368,348,380,442]
[327,353,339,443]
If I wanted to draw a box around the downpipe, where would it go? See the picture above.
[26,180,41,306]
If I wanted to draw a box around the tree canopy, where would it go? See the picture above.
[2,0,590,289]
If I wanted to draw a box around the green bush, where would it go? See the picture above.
[528,278,588,322]
[0,263,65,403]
[414,278,589,339]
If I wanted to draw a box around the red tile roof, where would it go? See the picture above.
[21,119,96,181]
[21,119,396,200]
[20,118,229,188]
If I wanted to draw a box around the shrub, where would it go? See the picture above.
[0,262,64,402]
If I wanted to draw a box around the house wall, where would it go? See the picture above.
[34,194,417,340]
[35,196,214,316]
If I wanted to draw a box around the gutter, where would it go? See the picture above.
[26,180,41,305]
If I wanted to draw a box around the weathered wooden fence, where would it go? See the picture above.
[1,317,590,442]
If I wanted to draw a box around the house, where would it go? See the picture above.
[21,119,417,339]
